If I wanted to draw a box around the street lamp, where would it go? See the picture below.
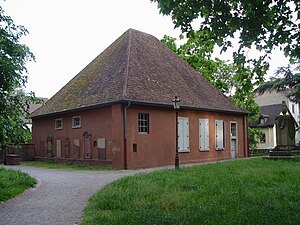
[172,96,180,169]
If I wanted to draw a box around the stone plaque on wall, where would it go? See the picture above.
[73,139,80,159]
[97,138,105,149]
[64,138,70,158]
[83,132,91,159]
[56,139,62,158]
[46,135,53,157]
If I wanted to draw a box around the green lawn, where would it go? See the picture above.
[82,158,300,225]
[0,167,37,202]
[21,161,113,171]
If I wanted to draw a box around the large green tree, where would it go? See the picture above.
[153,0,299,148]
[0,6,37,148]
[151,0,300,93]
[256,62,300,102]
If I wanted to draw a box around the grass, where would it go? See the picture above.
[0,167,37,202]
[21,161,113,171]
[82,158,300,225]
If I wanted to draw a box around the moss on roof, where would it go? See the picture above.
[32,29,246,117]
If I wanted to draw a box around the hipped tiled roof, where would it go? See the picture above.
[32,29,247,117]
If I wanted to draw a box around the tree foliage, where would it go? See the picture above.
[151,0,300,62]
[0,6,38,148]
[152,0,300,101]
[256,63,300,102]
[153,0,300,148]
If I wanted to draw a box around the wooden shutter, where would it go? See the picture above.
[178,117,189,152]
[199,119,209,150]
[216,120,224,149]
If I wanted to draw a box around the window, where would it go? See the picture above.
[230,122,237,138]
[292,104,295,114]
[215,120,225,150]
[199,119,209,150]
[55,118,63,130]
[138,113,149,133]
[133,144,137,152]
[72,116,81,128]
[260,133,266,143]
[178,117,189,152]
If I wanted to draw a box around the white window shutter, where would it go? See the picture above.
[205,120,209,148]
[184,119,189,150]
[216,120,224,149]
[178,117,189,152]
[199,119,209,150]
[178,118,184,151]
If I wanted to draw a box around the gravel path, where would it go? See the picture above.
[0,165,149,225]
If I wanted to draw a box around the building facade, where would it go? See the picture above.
[32,29,248,169]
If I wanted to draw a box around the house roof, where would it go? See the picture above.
[32,29,247,118]
[250,104,282,128]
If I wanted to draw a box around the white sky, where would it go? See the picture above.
[2,0,289,98]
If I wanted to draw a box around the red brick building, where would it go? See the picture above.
[31,29,249,169]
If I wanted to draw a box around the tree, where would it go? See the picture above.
[0,6,37,149]
[151,0,299,84]
[256,62,300,102]
[153,0,299,148]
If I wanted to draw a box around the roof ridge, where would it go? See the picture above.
[122,29,132,99]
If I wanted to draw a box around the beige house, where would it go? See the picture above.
[251,91,300,150]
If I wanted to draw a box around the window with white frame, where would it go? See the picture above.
[72,116,81,128]
[259,133,266,143]
[230,122,237,138]
[215,120,225,150]
[199,119,209,150]
[55,118,63,130]
[178,117,189,152]
[138,113,149,133]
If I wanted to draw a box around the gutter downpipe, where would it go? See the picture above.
[244,115,249,157]
[123,101,131,170]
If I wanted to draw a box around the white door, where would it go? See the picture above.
[231,139,237,159]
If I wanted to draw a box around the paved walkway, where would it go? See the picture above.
[0,159,244,225]
[0,165,147,225]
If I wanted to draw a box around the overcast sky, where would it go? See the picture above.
[3,0,289,98]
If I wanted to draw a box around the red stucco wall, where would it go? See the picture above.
[32,106,115,166]
[32,104,248,169]
[125,106,248,169]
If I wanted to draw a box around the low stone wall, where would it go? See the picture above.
[6,154,21,165]
[249,148,271,157]
[34,156,112,167]
[0,149,4,163]
[0,144,35,163]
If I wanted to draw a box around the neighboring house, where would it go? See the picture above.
[251,91,300,150]
[23,98,48,130]
[31,29,249,169]
[250,104,282,150]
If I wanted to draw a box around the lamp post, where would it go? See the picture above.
[172,96,180,169]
